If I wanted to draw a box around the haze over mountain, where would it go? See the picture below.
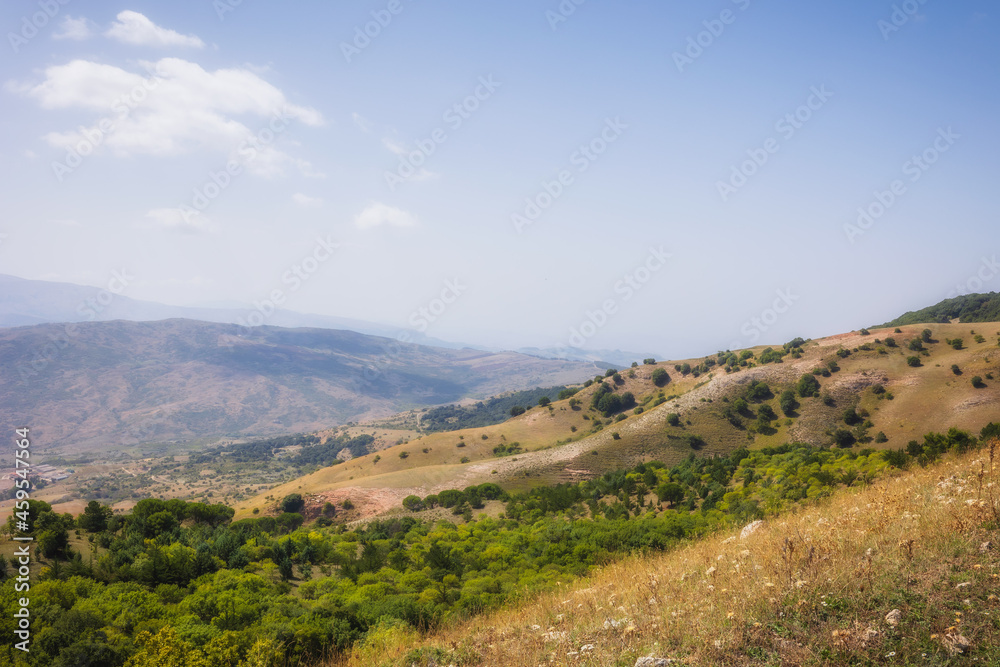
[0,273,652,364]
[0,318,598,452]
[0,273,459,348]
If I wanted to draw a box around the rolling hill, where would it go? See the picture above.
[239,321,1000,520]
[0,319,599,453]
[879,291,1000,327]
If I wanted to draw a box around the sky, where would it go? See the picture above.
[0,1,997,360]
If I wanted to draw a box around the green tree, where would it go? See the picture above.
[78,500,112,533]
[666,413,681,427]
[280,493,305,514]
[38,528,70,559]
[757,405,777,422]
[145,511,179,538]
[656,482,684,505]
[651,368,670,387]
[906,356,921,367]
[832,429,855,447]
[537,396,551,407]
[971,376,986,388]
[402,495,424,512]
[842,407,861,425]
[778,390,798,416]
[597,392,623,417]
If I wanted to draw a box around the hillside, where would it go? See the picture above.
[880,292,1000,327]
[346,443,999,666]
[0,319,597,452]
[239,322,1000,519]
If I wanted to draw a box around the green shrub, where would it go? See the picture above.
[797,374,821,398]
[281,493,305,514]
[779,390,798,416]
[651,368,670,387]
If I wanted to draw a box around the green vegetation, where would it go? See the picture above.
[778,389,798,416]
[879,292,1000,327]
[589,382,636,417]
[2,422,997,666]
[420,385,570,432]
[797,373,821,397]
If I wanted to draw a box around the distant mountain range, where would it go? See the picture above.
[0,273,463,348]
[0,274,650,365]
[0,319,599,453]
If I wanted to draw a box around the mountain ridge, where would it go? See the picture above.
[0,318,598,452]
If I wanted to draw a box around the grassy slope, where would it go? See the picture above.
[332,442,1000,667]
[235,323,1000,519]
[879,292,1000,327]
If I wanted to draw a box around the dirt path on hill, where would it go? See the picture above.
[323,333,881,520]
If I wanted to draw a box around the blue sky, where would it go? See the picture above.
[0,1,997,358]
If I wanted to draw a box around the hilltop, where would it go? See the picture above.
[879,292,1000,327]
[239,321,1000,520]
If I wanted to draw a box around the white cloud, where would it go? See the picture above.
[352,112,372,132]
[292,193,323,208]
[381,137,407,156]
[53,16,96,41]
[105,11,205,49]
[354,203,418,230]
[142,208,213,234]
[382,136,439,181]
[14,58,323,177]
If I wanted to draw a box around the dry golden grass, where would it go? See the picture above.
[240,323,999,521]
[327,441,1000,667]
